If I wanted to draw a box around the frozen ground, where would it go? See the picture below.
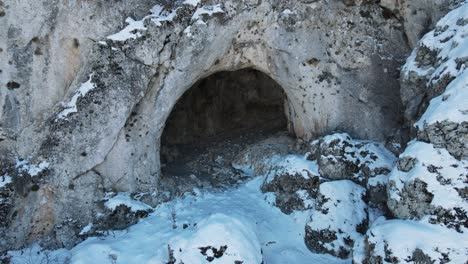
[6,175,348,264]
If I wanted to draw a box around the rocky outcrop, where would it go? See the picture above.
[305,180,367,259]
[260,155,321,214]
[359,3,468,263]
[387,141,468,232]
[308,133,397,208]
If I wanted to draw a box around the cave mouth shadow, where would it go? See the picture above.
[160,68,290,182]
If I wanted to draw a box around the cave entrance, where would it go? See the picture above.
[160,69,289,186]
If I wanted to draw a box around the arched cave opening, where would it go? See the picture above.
[160,69,290,183]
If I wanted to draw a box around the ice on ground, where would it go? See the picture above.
[104,192,153,212]
[57,74,96,120]
[363,219,468,264]
[8,177,348,264]
[107,17,147,41]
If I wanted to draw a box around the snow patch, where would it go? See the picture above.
[79,223,93,235]
[104,192,152,212]
[15,159,49,177]
[57,74,96,120]
[0,175,12,188]
[107,17,146,41]
[192,4,224,21]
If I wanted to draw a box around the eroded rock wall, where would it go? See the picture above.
[0,0,457,253]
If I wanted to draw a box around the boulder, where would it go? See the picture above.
[305,180,367,259]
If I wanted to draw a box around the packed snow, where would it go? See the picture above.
[7,177,348,264]
[57,74,96,120]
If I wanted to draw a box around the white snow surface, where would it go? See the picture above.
[15,159,49,177]
[388,141,468,212]
[57,74,96,120]
[104,192,153,212]
[264,154,320,183]
[402,2,468,127]
[0,175,12,188]
[8,177,348,264]
[191,4,224,21]
[416,69,468,127]
[361,218,468,264]
[308,180,367,253]
[78,223,93,236]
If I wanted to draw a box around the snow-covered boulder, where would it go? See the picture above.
[261,155,321,214]
[305,180,368,259]
[308,133,396,207]
[168,213,263,263]
[309,133,396,184]
[355,219,468,264]
[387,141,468,232]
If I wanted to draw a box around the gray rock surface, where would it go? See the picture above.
[0,0,461,254]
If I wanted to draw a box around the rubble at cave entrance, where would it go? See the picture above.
[160,69,290,189]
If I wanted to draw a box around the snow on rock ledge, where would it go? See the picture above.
[401,2,468,159]
[387,141,468,232]
[305,180,368,259]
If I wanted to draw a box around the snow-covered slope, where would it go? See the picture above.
[6,177,347,264]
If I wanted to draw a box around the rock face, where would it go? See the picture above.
[0,0,464,256]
